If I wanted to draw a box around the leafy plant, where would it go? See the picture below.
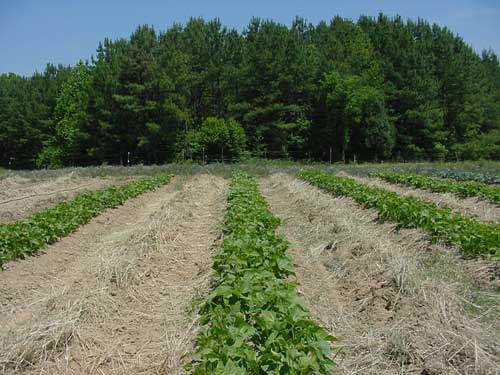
[374,171,500,204]
[0,174,172,267]
[191,172,335,374]
[430,170,500,185]
[186,117,247,162]
[299,170,500,258]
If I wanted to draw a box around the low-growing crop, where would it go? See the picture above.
[191,172,335,374]
[373,171,500,204]
[299,170,500,258]
[432,170,500,185]
[0,175,172,267]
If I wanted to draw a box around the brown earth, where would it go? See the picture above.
[260,173,500,375]
[0,173,131,224]
[0,174,228,375]
[343,173,500,225]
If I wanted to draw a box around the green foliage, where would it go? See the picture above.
[2,15,500,167]
[374,171,500,204]
[432,170,500,185]
[187,117,247,161]
[0,175,171,267]
[35,144,63,169]
[37,62,92,168]
[432,143,448,162]
[299,169,500,258]
[0,65,72,168]
[451,129,500,161]
[192,172,335,373]
[225,17,318,157]
[318,71,394,160]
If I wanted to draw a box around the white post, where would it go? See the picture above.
[329,147,332,164]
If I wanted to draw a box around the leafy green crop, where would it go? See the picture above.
[432,170,500,185]
[0,175,171,267]
[374,171,500,204]
[191,172,335,374]
[299,170,500,258]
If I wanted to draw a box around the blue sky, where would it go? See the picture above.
[1,0,499,76]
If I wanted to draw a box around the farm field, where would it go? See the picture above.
[341,173,500,224]
[0,173,132,224]
[0,162,499,374]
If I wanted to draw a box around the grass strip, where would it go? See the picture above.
[373,171,500,204]
[190,172,335,374]
[299,170,500,258]
[0,174,172,267]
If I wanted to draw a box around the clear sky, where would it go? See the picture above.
[1,0,499,76]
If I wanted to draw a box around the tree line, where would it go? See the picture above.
[1,14,500,168]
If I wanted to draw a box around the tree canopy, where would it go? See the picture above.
[1,14,499,168]
[187,117,246,162]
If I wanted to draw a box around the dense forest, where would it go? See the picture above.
[1,14,500,168]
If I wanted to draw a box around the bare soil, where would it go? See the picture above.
[260,173,500,375]
[0,173,130,224]
[0,174,228,375]
[343,173,500,224]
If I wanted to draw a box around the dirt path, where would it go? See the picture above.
[260,173,500,375]
[0,174,228,375]
[343,173,500,225]
[0,174,130,224]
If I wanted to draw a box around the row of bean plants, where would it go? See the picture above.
[190,172,335,374]
[0,174,172,267]
[373,171,500,204]
[299,170,500,258]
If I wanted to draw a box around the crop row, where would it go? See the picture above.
[431,170,500,185]
[299,170,500,258]
[373,171,500,205]
[190,172,334,374]
[0,175,172,268]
